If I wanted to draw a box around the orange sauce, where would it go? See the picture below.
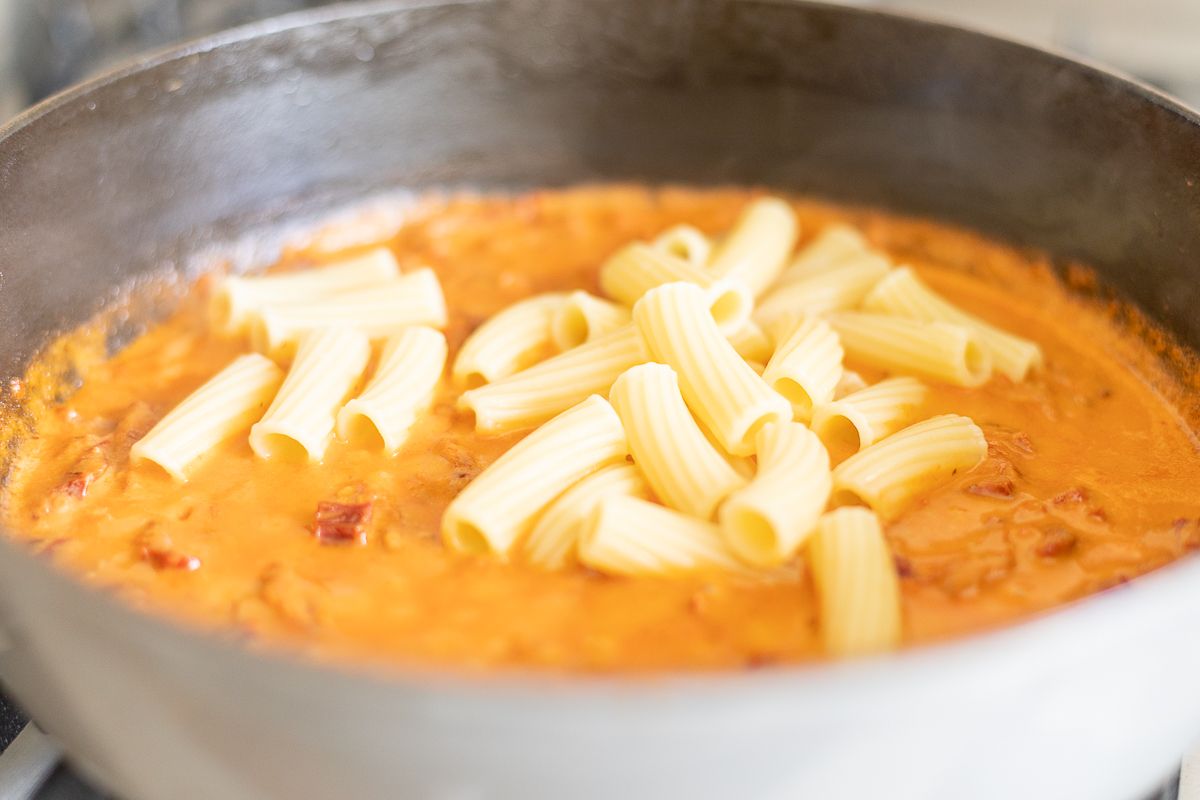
[3,185,1199,673]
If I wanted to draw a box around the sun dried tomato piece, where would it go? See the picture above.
[1036,527,1078,557]
[967,479,1015,499]
[313,501,373,545]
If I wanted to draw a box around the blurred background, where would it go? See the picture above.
[1,0,1199,123]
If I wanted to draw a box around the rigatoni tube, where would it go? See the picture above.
[777,225,870,283]
[337,327,447,453]
[442,395,629,557]
[249,327,371,462]
[634,282,791,456]
[706,197,799,296]
[550,291,632,351]
[808,507,902,656]
[811,377,928,461]
[460,324,647,434]
[862,266,1043,382]
[719,422,832,566]
[451,292,565,388]
[828,311,992,388]
[761,315,844,421]
[832,414,987,517]
[131,354,284,481]
[609,363,747,519]
[652,224,711,267]
[754,253,890,325]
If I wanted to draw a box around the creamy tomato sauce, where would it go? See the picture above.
[3,186,1199,673]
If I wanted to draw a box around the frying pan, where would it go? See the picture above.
[1,1,1199,798]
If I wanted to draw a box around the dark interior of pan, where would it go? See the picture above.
[1,0,1199,406]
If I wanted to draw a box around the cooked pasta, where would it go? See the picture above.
[705,197,799,296]
[522,463,650,570]
[760,315,844,421]
[248,328,371,462]
[460,324,647,434]
[609,363,747,519]
[834,370,869,399]
[451,292,565,388]
[831,414,987,517]
[633,282,792,456]
[811,377,928,460]
[442,395,629,557]
[211,247,399,335]
[130,354,284,481]
[252,267,447,357]
[863,266,1044,381]
[651,223,711,267]
[808,507,902,656]
[598,243,751,332]
[579,496,749,577]
[828,311,992,388]
[754,253,891,325]
[776,224,870,283]
[550,291,632,351]
[719,422,832,566]
[726,320,774,363]
[336,327,447,453]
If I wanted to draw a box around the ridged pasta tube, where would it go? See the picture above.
[579,496,749,577]
[550,291,632,351]
[652,224,711,267]
[442,395,629,557]
[828,312,992,388]
[863,266,1044,381]
[706,197,799,296]
[633,283,791,456]
[726,320,774,363]
[131,354,284,481]
[452,292,565,388]
[760,315,844,421]
[211,247,399,335]
[808,507,902,656]
[811,377,928,460]
[252,268,447,358]
[719,422,832,566]
[336,327,447,453]
[460,324,647,434]
[832,414,987,517]
[777,225,870,283]
[522,463,650,570]
[249,328,371,462]
[754,253,890,325]
[609,363,747,519]
[599,243,751,332]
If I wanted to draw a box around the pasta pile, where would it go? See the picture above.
[132,248,450,475]
[444,198,1041,655]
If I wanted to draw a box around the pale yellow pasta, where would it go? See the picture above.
[249,328,371,462]
[550,291,632,350]
[706,197,799,296]
[633,283,791,456]
[130,354,284,482]
[609,363,747,519]
[760,315,844,421]
[831,414,987,518]
[252,268,447,357]
[834,370,869,399]
[460,324,647,434]
[811,377,928,459]
[522,463,650,570]
[754,253,890,325]
[719,422,831,566]
[808,507,902,656]
[211,247,399,335]
[828,312,992,388]
[579,496,749,577]
[599,243,751,332]
[652,223,711,267]
[442,395,629,557]
[726,320,774,363]
[336,327,447,453]
[776,224,870,283]
[452,292,565,388]
[863,266,1044,381]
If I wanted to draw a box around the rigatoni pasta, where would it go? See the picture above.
[249,328,371,462]
[828,311,992,388]
[550,291,632,351]
[832,414,987,517]
[609,363,746,519]
[705,197,799,296]
[811,377,928,460]
[726,320,774,363]
[442,395,629,557]
[633,282,792,456]
[754,253,890,325]
[760,315,844,421]
[778,224,870,281]
[130,354,284,481]
[451,292,564,388]
[808,507,902,656]
[336,327,447,453]
[652,224,711,267]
